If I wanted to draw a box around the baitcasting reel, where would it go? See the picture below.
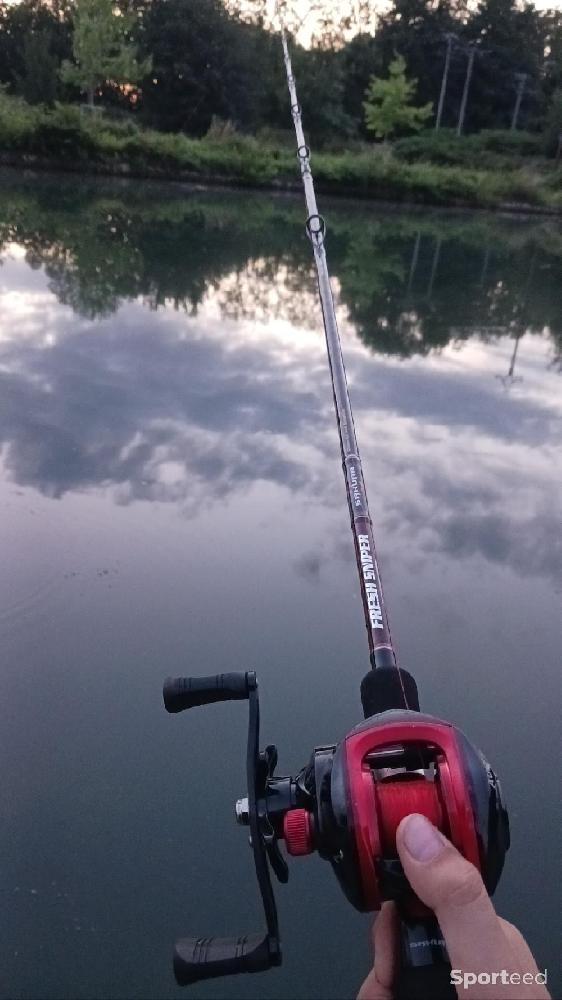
[162,667,509,995]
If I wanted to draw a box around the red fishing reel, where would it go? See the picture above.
[288,708,509,913]
[163,667,509,995]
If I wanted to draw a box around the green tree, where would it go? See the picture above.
[0,0,73,98]
[542,12,562,104]
[60,0,150,107]
[544,88,562,156]
[461,0,551,131]
[360,0,460,130]
[17,30,59,105]
[363,55,433,140]
[139,0,265,136]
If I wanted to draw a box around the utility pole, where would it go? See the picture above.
[426,237,442,300]
[407,231,421,294]
[479,244,491,287]
[457,44,476,137]
[435,33,456,130]
[495,330,524,389]
[511,72,528,131]
[495,248,536,390]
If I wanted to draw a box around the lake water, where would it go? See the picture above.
[0,172,560,1000]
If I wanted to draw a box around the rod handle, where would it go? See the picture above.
[163,673,252,713]
[173,932,275,984]
[395,916,455,1000]
[395,963,456,1000]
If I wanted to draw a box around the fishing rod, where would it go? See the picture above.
[161,16,510,1000]
[279,21,399,686]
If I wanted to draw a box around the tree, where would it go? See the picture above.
[366,0,461,125]
[339,33,381,135]
[363,55,433,140]
[0,0,73,99]
[17,30,59,104]
[275,42,355,142]
[460,0,554,131]
[541,10,562,117]
[544,87,562,156]
[139,0,263,135]
[60,0,150,107]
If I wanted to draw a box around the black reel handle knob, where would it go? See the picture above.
[173,932,277,984]
[163,672,254,712]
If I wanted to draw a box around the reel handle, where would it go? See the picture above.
[163,673,251,712]
[163,671,281,986]
[173,932,275,984]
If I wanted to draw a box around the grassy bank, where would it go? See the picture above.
[1,95,560,212]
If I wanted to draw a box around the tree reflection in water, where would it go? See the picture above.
[0,173,560,589]
[0,175,560,360]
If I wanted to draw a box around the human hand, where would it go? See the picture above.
[357,813,550,1000]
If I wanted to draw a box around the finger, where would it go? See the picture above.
[373,902,399,990]
[396,814,507,975]
[357,903,398,1000]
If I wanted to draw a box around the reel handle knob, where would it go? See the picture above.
[173,932,277,984]
[163,673,253,713]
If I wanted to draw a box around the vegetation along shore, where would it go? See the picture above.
[0,0,561,212]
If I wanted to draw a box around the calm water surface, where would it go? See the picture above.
[0,173,560,999]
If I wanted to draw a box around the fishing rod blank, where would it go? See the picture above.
[278,23,405,695]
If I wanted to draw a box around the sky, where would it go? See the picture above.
[255,0,562,39]
[1,0,560,46]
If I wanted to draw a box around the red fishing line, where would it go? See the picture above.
[377,779,443,853]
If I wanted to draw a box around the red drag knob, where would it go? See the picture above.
[283,808,314,856]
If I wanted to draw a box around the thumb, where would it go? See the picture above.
[396,813,505,974]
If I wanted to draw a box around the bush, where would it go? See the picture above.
[97,116,140,139]
[204,116,239,142]
[33,103,99,157]
[393,128,544,168]
[0,93,558,210]
[0,89,40,148]
[393,129,469,166]
[309,149,555,208]
[474,129,543,156]
[255,126,295,150]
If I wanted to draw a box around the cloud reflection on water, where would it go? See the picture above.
[0,232,560,590]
